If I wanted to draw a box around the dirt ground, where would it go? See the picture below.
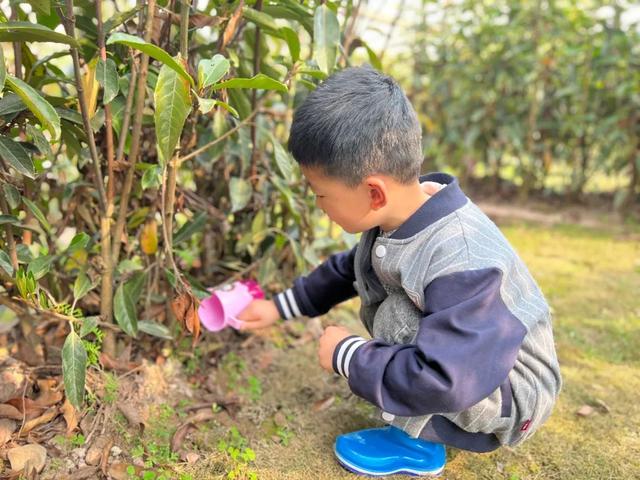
[8,203,639,480]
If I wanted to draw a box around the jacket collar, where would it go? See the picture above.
[385,172,468,240]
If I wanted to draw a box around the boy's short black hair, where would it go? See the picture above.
[287,65,423,186]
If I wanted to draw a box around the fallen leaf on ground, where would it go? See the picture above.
[0,418,16,446]
[33,378,63,407]
[593,399,611,414]
[7,443,47,473]
[84,434,110,466]
[116,402,146,432]
[312,396,335,412]
[108,462,143,480]
[68,466,98,480]
[184,451,200,463]
[61,398,79,434]
[99,352,140,372]
[21,406,58,435]
[100,437,114,475]
[5,398,48,420]
[171,409,216,452]
[576,405,595,417]
[0,403,23,420]
[0,358,29,404]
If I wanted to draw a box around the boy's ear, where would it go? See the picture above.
[366,176,387,210]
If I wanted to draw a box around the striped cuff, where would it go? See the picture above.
[273,288,303,320]
[332,335,367,379]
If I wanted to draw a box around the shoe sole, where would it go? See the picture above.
[334,450,444,477]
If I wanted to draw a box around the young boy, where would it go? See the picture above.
[236,66,562,477]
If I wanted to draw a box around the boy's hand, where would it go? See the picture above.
[236,299,281,330]
[318,325,353,373]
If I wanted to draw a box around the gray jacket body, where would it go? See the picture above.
[274,173,562,452]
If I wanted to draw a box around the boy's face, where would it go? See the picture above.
[301,166,378,234]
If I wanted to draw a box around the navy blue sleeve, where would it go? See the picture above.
[273,246,358,319]
[332,268,528,416]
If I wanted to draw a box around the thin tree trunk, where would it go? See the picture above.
[96,0,117,356]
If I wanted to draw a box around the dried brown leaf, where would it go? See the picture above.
[0,403,23,420]
[68,466,98,480]
[61,398,79,434]
[33,379,63,408]
[21,406,58,435]
[99,352,140,373]
[170,422,193,453]
[171,408,215,453]
[312,396,335,413]
[5,398,47,420]
[221,0,244,50]
[116,402,145,433]
[170,292,191,329]
[0,418,16,446]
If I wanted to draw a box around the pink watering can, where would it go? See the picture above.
[198,279,265,332]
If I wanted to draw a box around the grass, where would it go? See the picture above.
[175,219,639,479]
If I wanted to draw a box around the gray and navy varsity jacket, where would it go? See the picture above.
[273,173,562,452]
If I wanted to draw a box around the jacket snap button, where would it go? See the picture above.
[382,411,395,422]
[375,245,387,258]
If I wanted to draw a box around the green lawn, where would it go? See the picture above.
[179,219,640,480]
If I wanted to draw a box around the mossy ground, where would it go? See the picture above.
[174,217,640,480]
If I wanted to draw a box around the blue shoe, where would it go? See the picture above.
[334,426,446,477]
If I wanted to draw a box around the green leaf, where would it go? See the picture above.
[271,134,295,179]
[141,164,162,190]
[22,197,51,234]
[153,58,192,166]
[62,330,87,409]
[196,96,216,115]
[73,271,94,302]
[0,48,5,92]
[0,93,26,117]
[26,124,53,160]
[296,67,327,80]
[227,88,252,119]
[2,184,20,210]
[5,75,61,140]
[127,271,147,303]
[0,136,35,178]
[173,211,207,245]
[0,215,20,226]
[26,0,50,15]
[104,6,143,33]
[196,96,238,117]
[27,254,55,280]
[138,320,173,340]
[212,74,287,93]
[67,232,90,252]
[96,58,119,105]
[280,26,300,63]
[242,6,279,31]
[229,177,252,212]
[313,4,339,74]
[106,33,194,87]
[79,316,99,338]
[0,250,13,276]
[263,3,313,34]
[114,281,137,337]
[0,22,79,47]
[197,54,230,90]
